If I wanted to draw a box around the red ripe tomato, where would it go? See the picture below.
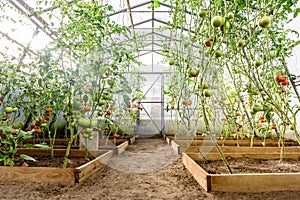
[113,134,120,139]
[204,38,213,47]
[35,129,42,134]
[221,117,226,121]
[106,111,111,115]
[274,74,283,82]
[280,78,289,86]
[2,115,9,121]
[271,125,276,129]
[83,106,91,112]
[45,115,51,121]
[45,108,52,113]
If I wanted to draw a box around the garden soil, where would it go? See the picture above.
[0,138,300,199]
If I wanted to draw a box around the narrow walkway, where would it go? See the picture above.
[107,138,180,173]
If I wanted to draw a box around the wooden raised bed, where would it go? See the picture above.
[0,149,113,184]
[183,140,300,192]
[165,134,299,147]
[165,136,300,192]
[107,136,136,145]
[99,140,129,155]
[183,152,300,192]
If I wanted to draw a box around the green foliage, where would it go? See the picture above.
[0,127,34,166]
[164,0,300,143]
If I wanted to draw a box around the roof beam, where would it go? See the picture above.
[0,31,37,56]
[126,0,140,57]
[9,0,56,40]
[109,0,152,16]
[28,0,78,17]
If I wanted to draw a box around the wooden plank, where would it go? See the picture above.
[171,140,180,155]
[210,173,300,192]
[117,141,128,155]
[188,153,300,161]
[75,150,113,183]
[182,153,210,191]
[191,139,299,147]
[130,136,136,145]
[166,137,172,144]
[172,139,193,152]
[184,152,300,192]
[186,146,300,154]
[17,149,103,158]
[0,167,75,183]
[99,146,118,155]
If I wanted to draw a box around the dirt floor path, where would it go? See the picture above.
[0,138,300,199]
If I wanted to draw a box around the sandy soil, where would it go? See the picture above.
[0,138,300,199]
[199,157,300,174]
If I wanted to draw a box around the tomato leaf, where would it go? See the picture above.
[20,154,37,162]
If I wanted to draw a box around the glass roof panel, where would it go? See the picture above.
[0,2,36,46]
[29,31,52,51]
[0,0,299,75]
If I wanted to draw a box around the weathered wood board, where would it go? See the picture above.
[183,152,300,192]
[0,149,113,184]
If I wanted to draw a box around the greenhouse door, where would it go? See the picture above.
[136,73,165,138]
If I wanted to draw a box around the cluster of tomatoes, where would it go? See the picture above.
[127,98,142,114]
[25,108,52,134]
[126,98,141,128]
[274,74,289,92]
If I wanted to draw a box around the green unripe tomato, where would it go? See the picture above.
[227,12,234,20]
[90,119,98,127]
[215,50,223,57]
[199,10,207,18]
[255,59,263,67]
[86,128,93,133]
[258,16,271,28]
[41,123,47,127]
[237,39,245,47]
[201,82,209,89]
[169,60,175,65]
[4,107,14,113]
[211,16,224,28]
[188,69,199,77]
[203,89,212,97]
[98,99,106,106]
[220,21,230,32]
[78,118,91,127]
[290,125,296,130]
[252,105,262,113]
[190,36,197,43]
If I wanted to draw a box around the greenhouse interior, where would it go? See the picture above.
[1,0,300,199]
